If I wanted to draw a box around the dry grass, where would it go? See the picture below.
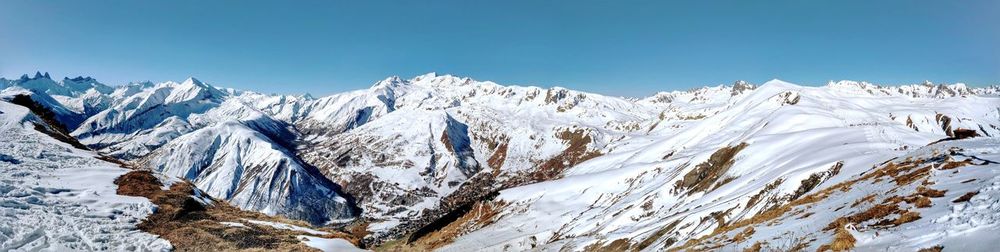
[911,196,933,208]
[940,159,973,170]
[675,143,749,195]
[376,201,505,252]
[894,166,931,185]
[916,186,947,198]
[746,179,783,209]
[825,203,900,230]
[817,226,856,251]
[582,239,632,252]
[530,128,602,181]
[730,227,755,243]
[743,241,763,252]
[918,245,944,252]
[487,141,509,171]
[893,211,921,225]
[412,201,504,250]
[634,220,681,250]
[851,194,877,208]
[115,171,356,251]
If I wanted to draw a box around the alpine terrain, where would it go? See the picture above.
[2,71,999,251]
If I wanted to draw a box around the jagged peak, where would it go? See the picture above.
[64,76,96,82]
[32,71,51,80]
[731,80,756,95]
[17,72,55,82]
[371,75,406,89]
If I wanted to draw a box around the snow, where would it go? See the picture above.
[0,101,171,251]
[4,72,999,250]
[695,138,1000,251]
[220,222,247,228]
[141,121,355,225]
[238,219,369,251]
[442,79,1000,251]
[297,235,369,252]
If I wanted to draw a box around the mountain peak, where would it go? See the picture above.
[182,77,205,86]
[413,72,438,81]
[32,71,52,80]
[731,80,756,96]
[371,76,406,89]
[761,79,797,88]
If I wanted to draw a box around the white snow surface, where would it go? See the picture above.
[297,235,369,252]
[0,101,170,251]
[442,79,1000,251]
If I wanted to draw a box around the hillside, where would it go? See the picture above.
[2,72,998,251]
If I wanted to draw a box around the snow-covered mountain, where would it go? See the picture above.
[138,120,356,225]
[2,72,999,251]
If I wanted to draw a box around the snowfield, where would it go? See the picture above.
[441,80,1000,251]
[0,101,171,251]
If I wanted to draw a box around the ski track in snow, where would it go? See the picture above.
[0,102,170,251]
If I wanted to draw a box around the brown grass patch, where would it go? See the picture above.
[487,141,509,171]
[918,245,944,252]
[635,220,681,250]
[893,211,921,225]
[744,241,762,252]
[746,179,783,209]
[910,196,933,208]
[851,194,876,208]
[675,143,749,195]
[530,128,602,181]
[940,159,972,170]
[115,170,356,251]
[817,226,855,252]
[916,186,946,198]
[730,227,755,243]
[825,203,900,230]
[406,201,506,250]
[583,239,632,252]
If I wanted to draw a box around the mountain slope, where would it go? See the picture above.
[673,137,1000,251]
[138,121,357,225]
[4,72,999,251]
[438,80,1000,251]
[0,100,171,251]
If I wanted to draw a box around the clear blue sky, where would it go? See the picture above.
[1,0,997,97]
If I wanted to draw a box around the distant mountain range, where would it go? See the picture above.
[2,72,999,251]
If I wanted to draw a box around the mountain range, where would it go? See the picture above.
[2,71,999,251]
